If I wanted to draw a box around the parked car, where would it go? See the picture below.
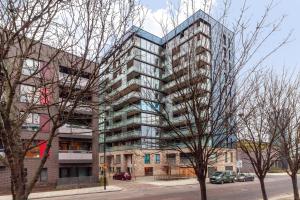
[113,172,131,180]
[236,173,255,182]
[210,171,236,184]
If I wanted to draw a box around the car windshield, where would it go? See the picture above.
[239,173,245,176]
[213,172,223,176]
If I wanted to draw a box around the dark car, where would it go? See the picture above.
[113,172,131,180]
[236,173,255,182]
[210,171,236,184]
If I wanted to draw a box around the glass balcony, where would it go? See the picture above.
[58,124,92,135]
[106,144,142,152]
[107,104,141,120]
[111,91,140,106]
[60,98,93,113]
[106,117,141,130]
[109,79,141,97]
[105,130,141,142]
[59,72,88,89]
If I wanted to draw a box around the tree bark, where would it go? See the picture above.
[259,177,268,200]
[291,173,300,200]
[199,177,207,200]
[11,159,28,200]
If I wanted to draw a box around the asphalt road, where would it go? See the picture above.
[41,175,296,200]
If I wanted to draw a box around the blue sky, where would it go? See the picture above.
[140,0,300,72]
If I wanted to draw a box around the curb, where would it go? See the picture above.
[29,188,123,200]
[0,187,123,200]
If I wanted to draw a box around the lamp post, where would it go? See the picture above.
[103,118,106,190]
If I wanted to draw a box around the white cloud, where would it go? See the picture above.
[140,0,216,37]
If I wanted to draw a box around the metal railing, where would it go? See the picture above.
[57,176,98,186]
[106,130,141,142]
[58,150,92,160]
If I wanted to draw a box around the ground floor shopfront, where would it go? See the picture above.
[99,148,237,177]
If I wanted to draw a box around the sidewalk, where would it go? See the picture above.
[137,178,200,187]
[269,193,293,200]
[0,186,122,200]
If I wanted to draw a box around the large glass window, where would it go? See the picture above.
[141,100,160,112]
[20,85,40,103]
[144,154,150,164]
[141,75,160,90]
[138,38,160,54]
[22,59,40,76]
[141,113,159,125]
[137,49,160,66]
[22,113,40,131]
[155,154,160,164]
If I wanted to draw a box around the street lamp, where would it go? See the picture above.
[103,117,106,190]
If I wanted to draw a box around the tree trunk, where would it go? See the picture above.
[291,173,300,200]
[199,177,207,200]
[11,160,28,200]
[258,177,268,200]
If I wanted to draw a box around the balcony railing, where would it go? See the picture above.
[111,92,140,106]
[59,72,89,89]
[107,105,141,120]
[58,124,92,135]
[106,117,141,130]
[60,98,93,113]
[106,130,141,142]
[58,150,92,160]
[106,145,142,152]
[109,79,141,97]
[57,176,97,186]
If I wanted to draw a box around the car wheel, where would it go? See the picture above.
[232,179,235,183]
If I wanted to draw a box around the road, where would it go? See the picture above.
[41,175,295,200]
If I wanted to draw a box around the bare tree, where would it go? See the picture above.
[274,73,300,200]
[237,71,296,200]
[148,1,289,200]
[0,0,141,200]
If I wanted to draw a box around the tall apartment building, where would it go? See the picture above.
[99,9,235,177]
[0,44,99,188]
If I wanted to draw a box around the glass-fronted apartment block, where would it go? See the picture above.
[99,9,236,177]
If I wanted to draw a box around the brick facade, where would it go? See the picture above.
[100,148,237,177]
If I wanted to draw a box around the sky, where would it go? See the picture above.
[139,0,300,72]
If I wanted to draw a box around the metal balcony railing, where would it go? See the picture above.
[106,117,141,130]
[58,150,92,160]
[58,124,92,135]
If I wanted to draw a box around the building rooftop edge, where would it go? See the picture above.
[131,8,233,45]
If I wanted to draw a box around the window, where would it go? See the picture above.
[116,167,121,173]
[40,168,48,182]
[155,154,160,164]
[225,152,228,162]
[230,152,233,163]
[100,156,105,164]
[144,154,150,164]
[22,113,40,131]
[22,59,40,76]
[20,85,40,103]
[26,145,40,158]
[115,155,121,164]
